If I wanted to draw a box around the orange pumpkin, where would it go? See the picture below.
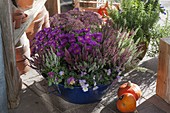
[97,1,109,17]
[116,93,136,113]
[118,81,142,101]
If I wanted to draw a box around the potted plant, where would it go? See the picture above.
[29,9,140,104]
[148,11,170,57]
[108,0,165,59]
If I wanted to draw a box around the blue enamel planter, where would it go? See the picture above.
[53,84,111,104]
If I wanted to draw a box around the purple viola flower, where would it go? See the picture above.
[85,45,92,52]
[73,46,81,55]
[69,37,76,43]
[77,36,85,44]
[89,40,98,46]
[48,72,55,78]
[58,45,63,50]
[43,27,52,33]
[79,79,89,92]
[80,71,87,77]
[72,43,79,48]
[60,38,68,46]
[84,33,92,41]
[67,77,75,85]
[107,69,111,76]
[68,46,74,52]
[59,71,64,76]
[83,28,90,32]
[57,51,64,57]
[94,33,103,43]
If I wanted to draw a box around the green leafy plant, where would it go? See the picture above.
[147,11,170,57]
[108,0,165,44]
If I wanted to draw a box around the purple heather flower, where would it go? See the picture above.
[67,77,75,85]
[47,72,55,78]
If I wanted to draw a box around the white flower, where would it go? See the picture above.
[93,75,96,80]
[79,80,89,92]
[82,86,88,92]
[107,69,111,76]
[93,86,99,91]
[117,76,123,82]
[82,84,89,92]
[59,71,64,76]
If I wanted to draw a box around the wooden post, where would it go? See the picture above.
[45,0,61,16]
[156,38,170,104]
[0,0,22,109]
[0,25,8,113]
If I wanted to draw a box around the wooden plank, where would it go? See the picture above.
[0,0,21,109]
[14,0,47,45]
[0,24,8,113]
[156,38,170,104]
[45,0,61,17]
[79,1,105,4]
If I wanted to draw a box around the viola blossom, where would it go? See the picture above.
[80,71,87,77]
[117,75,123,82]
[67,77,75,85]
[73,46,81,55]
[59,71,64,76]
[93,85,99,91]
[94,33,103,43]
[79,80,89,92]
[48,72,55,78]
[107,69,111,76]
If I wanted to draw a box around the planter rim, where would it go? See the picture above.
[57,82,112,89]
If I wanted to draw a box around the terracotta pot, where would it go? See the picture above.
[15,33,31,75]
[26,6,50,47]
[13,10,24,29]
[137,42,148,60]
[22,13,28,23]
[16,59,30,75]
[16,0,34,10]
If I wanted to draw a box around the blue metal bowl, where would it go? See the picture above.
[53,84,111,104]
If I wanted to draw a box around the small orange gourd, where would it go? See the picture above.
[116,93,136,112]
[118,81,142,101]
